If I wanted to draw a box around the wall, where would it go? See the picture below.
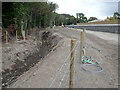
[65,24,120,34]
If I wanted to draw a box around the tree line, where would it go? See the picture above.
[3,2,58,33]
[2,2,120,35]
[2,2,98,30]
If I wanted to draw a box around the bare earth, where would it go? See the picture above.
[8,27,118,88]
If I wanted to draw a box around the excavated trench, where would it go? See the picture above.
[2,30,62,88]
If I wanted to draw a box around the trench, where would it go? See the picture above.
[2,30,62,88]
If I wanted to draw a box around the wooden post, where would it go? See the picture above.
[21,21,26,41]
[83,28,86,47]
[80,28,86,62]
[16,30,18,41]
[82,28,86,55]
[69,39,76,88]
[80,31,84,62]
[5,30,8,44]
[22,30,25,41]
[23,31,25,41]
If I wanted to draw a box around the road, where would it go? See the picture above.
[66,24,120,34]
[9,27,118,88]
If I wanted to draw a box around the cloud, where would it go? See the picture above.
[98,2,118,17]
[49,0,119,20]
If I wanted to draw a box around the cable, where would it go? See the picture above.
[49,42,77,88]
[49,41,78,88]
[58,48,77,88]
[84,42,103,64]
[80,64,103,74]
[57,59,70,88]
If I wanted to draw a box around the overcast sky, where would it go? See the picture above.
[49,0,119,20]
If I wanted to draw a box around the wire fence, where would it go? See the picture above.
[57,57,71,88]
[12,39,78,88]
[49,41,78,88]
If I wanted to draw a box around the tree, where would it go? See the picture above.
[54,14,76,25]
[113,12,120,19]
[76,13,88,23]
[2,2,59,35]
[88,17,98,21]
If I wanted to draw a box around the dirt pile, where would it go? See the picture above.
[2,30,63,87]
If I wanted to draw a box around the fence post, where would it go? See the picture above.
[82,28,86,55]
[22,30,25,41]
[6,30,8,44]
[83,28,86,48]
[16,30,18,41]
[80,28,86,62]
[69,39,76,88]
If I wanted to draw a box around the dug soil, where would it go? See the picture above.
[2,28,63,87]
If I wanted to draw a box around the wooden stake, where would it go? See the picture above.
[80,28,86,62]
[16,30,18,41]
[83,28,86,55]
[83,28,86,48]
[69,39,76,88]
[6,30,8,44]
[80,31,84,62]
[23,31,25,41]
[22,30,25,41]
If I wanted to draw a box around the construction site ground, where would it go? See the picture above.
[6,27,118,88]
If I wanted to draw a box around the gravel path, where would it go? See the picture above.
[8,27,118,88]
[9,38,72,88]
